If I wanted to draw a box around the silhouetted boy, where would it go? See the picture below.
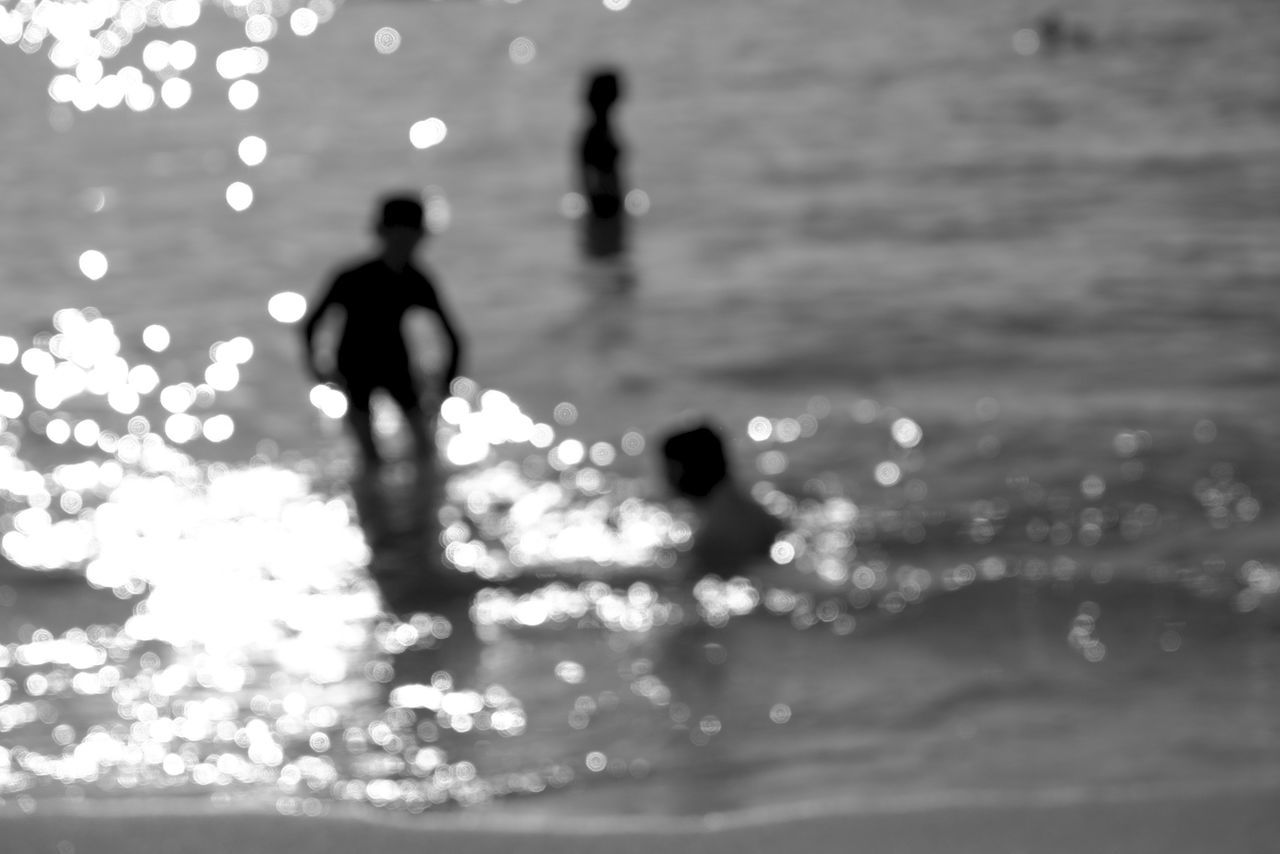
[579,68,627,259]
[661,423,785,570]
[303,195,464,472]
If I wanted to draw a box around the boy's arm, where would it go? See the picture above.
[422,282,464,398]
[433,298,464,398]
[301,277,340,380]
[413,269,465,397]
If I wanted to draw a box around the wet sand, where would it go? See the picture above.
[5,787,1279,853]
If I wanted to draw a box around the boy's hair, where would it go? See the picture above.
[661,424,728,498]
[378,195,425,231]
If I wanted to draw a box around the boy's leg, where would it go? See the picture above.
[340,379,381,473]
[387,375,434,462]
[407,408,434,461]
[346,408,382,472]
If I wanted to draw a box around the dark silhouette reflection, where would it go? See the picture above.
[578,68,628,261]
[303,195,464,474]
[546,276,651,396]
[348,460,490,613]
[660,423,784,572]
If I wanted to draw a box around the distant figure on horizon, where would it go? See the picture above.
[578,68,629,261]
[1035,10,1094,51]
[660,423,785,571]
[303,194,464,474]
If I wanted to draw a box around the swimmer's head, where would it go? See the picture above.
[660,423,729,499]
[586,68,622,114]
[375,195,426,267]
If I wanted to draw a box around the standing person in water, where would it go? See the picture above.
[579,68,628,260]
[303,194,464,474]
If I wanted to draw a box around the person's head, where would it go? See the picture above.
[661,423,729,500]
[586,68,622,116]
[375,195,426,267]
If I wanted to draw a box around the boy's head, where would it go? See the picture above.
[378,196,425,230]
[661,423,729,499]
[374,195,426,265]
[586,69,622,114]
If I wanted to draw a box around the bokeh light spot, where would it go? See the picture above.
[747,416,772,442]
[128,365,160,394]
[107,386,140,414]
[205,362,239,392]
[875,461,902,487]
[409,117,447,150]
[245,14,277,44]
[508,37,535,64]
[216,47,269,80]
[268,292,307,323]
[228,79,259,110]
[142,324,171,352]
[559,193,586,219]
[374,26,401,54]
[290,8,319,36]
[73,419,100,446]
[309,384,348,419]
[46,418,71,444]
[891,417,922,449]
[238,135,268,166]
[169,40,197,71]
[142,40,170,72]
[553,402,578,425]
[226,181,254,212]
[79,250,108,281]
[555,439,584,467]
[164,413,201,443]
[124,81,156,111]
[202,414,235,442]
[624,189,650,216]
[160,77,191,109]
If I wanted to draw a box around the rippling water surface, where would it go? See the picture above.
[1,0,1278,821]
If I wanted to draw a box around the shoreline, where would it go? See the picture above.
[4,784,1279,853]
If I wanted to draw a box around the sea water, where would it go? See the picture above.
[0,0,1278,820]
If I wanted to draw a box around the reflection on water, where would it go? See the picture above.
[1,307,1278,815]
[2,0,334,115]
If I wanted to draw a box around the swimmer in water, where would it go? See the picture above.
[660,423,785,571]
[303,194,464,474]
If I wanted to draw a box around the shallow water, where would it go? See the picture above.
[1,0,1279,820]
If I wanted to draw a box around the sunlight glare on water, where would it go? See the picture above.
[77,250,107,281]
[267,292,307,324]
[3,0,321,118]
[227,78,259,110]
[0,298,1276,811]
[409,117,447,151]
[225,181,253,211]
[237,135,268,167]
